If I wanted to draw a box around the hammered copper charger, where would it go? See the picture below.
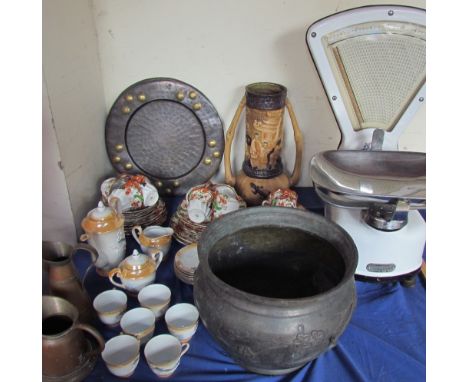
[105,78,224,196]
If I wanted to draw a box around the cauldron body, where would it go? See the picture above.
[194,207,358,375]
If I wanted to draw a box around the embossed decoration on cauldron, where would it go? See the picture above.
[224,83,303,206]
[194,207,358,375]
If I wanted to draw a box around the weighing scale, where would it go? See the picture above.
[306,5,426,282]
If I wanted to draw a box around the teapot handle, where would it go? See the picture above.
[75,322,105,353]
[71,242,99,287]
[108,268,125,289]
[72,242,98,264]
[132,226,143,245]
[224,95,246,186]
[285,98,303,186]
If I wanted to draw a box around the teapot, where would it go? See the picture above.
[108,249,163,293]
[80,201,126,276]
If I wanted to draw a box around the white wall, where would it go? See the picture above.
[42,75,77,243]
[91,0,426,186]
[43,0,113,234]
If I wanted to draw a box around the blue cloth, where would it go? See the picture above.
[75,188,425,382]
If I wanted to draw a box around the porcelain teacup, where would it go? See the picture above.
[186,184,214,223]
[138,284,171,319]
[212,184,241,219]
[120,307,155,345]
[101,334,140,378]
[93,289,127,326]
[132,225,174,259]
[262,188,298,208]
[144,334,190,378]
[165,303,199,343]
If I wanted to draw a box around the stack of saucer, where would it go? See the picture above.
[170,200,208,245]
[173,243,199,285]
[122,199,167,236]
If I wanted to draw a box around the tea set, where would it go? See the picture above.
[44,179,312,380]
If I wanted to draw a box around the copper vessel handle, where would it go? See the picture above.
[75,322,105,352]
[224,96,246,186]
[108,268,125,289]
[285,98,303,186]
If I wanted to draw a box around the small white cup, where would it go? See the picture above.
[121,307,155,345]
[138,284,171,319]
[93,290,127,326]
[187,199,211,223]
[165,303,199,343]
[144,334,190,378]
[101,334,140,378]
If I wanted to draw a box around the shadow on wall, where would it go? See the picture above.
[274,26,341,186]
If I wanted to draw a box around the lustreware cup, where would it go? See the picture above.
[120,307,156,345]
[93,289,127,326]
[144,334,190,378]
[165,303,199,343]
[138,284,171,319]
[101,334,140,378]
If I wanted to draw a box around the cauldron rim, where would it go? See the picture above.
[196,207,358,312]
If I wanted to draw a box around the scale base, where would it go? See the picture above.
[326,206,426,279]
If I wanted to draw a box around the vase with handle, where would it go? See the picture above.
[224,82,303,206]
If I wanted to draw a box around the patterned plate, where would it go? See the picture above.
[105,78,224,196]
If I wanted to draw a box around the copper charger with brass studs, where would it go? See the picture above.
[105,78,224,196]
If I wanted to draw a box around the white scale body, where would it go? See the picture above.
[307,6,426,279]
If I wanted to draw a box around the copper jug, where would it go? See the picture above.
[42,241,98,323]
[224,83,303,205]
[42,295,104,378]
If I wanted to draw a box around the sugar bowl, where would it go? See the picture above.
[108,249,163,294]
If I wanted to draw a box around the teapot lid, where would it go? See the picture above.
[81,201,124,234]
[119,250,156,280]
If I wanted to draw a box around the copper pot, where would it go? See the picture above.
[42,296,105,377]
[42,241,98,323]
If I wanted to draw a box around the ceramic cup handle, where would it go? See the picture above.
[108,269,125,289]
[132,226,143,245]
[180,343,190,357]
[151,251,164,270]
[75,322,105,352]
